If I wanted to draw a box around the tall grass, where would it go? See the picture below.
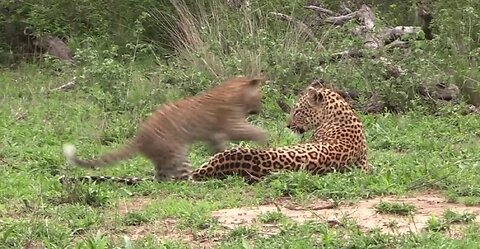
[147,0,321,82]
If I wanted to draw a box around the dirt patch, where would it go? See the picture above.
[116,196,153,215]
[97,218,221,248]
[212,191,480,235]
[111,218,183,241]
[98,196,221,247]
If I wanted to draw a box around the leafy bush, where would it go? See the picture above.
[1,0,478,111]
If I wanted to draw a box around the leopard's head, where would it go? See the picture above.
[287,81,346,134]
[234,76,266,115]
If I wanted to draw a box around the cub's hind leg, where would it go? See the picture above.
[154,160,193,181]
[144,144,192,181]
[162,161,192,181]
[145,154,171,181]
[166,149,193,180]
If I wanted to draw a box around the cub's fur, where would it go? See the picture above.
[62,76,268,183]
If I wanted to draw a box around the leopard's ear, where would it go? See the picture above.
[309,79,324,89]
[248,77,266,87]
[306,87,324,106]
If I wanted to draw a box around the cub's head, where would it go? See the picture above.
[287,81,348,134]
[221,76,266,115]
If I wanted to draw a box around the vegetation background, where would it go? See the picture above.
[1,0,479,248]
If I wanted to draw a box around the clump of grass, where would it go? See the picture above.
[227,226,258,240]
[443,209,477,224]
[463,197,480,207]
[178,210,218,230]
[55,181,112,208]
[425,215,449,232]
[445,192,459,203]
[424,210,476,233]
[258,211,287,224]
[122,211,152,226]
[374,201,416,216]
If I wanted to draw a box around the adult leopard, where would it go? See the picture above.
[58,76,268,185]
[190,80,369,182]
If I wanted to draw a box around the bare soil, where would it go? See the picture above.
[212,191,480,235]
[101,191,480,246]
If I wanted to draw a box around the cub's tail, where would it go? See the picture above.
[63,139,140,169]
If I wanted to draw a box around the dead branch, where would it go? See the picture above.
[381,26,423,44]
[356,5,380,49]
[303,3,428,78]
[385,40,410,50]
[415,0,434,40]
[329,49,365,61]
[357,5,375,30]
[304,5,335,16]
[324,12,358,25]
[339,2,353,14]
[49,77,76,92]
[306,4,423,45]
[304,5,357,26]
[353,5,405,77]
[269,12,324,49]
[326,4,405,77]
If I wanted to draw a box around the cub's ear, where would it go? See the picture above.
[306,87,324,106]
[248,77,266,87]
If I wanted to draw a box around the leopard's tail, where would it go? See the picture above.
[58,174,152,185]
[63,139,140,169]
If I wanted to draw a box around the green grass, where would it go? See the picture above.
[423,209,476,234]
[258,211,288,224]
[375,201,416,216]
[443,210,477,224]
[1,64,480,248]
